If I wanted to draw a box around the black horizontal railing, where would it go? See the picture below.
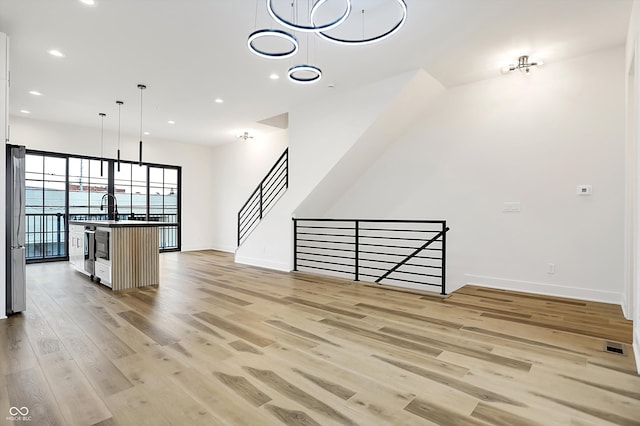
[67,213,179,251]
[293,218,450,294]
[238,148,288,246]
[25,212,179,262]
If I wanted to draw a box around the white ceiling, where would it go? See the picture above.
[0,0,632,146]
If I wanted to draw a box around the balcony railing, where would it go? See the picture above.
[25,212,179,262]
[25,213,67,260]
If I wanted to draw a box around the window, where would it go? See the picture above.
[89,159,109,217]
[68,157,90,219]
[149,166,180,250]
[25,153,67,261]
[114,162,149,220]
[25,149,182,262]
[68,157,111,220]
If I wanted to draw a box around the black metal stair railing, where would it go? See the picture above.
[293,218,450,294]
[237,148,289,246]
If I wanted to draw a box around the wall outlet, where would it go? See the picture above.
[547,263,556,274]
[576,185,592,195]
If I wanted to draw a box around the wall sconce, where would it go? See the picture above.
[502,55,543,74]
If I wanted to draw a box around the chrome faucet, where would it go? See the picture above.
[100,193,119,221]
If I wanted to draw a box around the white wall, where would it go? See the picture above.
[9,116,215,251]
[626,0,640,374]
[209,130,288,252]
[325,47,626,304]
[295,70,445,217]
[1,33,8,319]
[235,71,419,270]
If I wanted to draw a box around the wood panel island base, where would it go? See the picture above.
[69,220,170,291]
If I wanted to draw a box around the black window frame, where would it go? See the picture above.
[25,148,182,263]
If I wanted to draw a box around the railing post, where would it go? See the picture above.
[40,215,44,258]
[354,220,359,281]
[285,150,289,189]
[441,221,447,295]
[259,183,263,220]
[237,211,241,246]
[293,218,298,271]
[56,213,62,256]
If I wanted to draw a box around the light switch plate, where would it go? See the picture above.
[503,202,521,212]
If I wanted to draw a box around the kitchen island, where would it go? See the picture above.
[69,220,171,291]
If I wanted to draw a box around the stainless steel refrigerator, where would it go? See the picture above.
[6,145,26,315]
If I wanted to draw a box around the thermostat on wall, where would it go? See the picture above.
[576,185,592,195]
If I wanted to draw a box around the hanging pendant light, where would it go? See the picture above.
[116,100,123,171]
[137,84,146,166]
[312,0,407,46]
[288,29,322,84]
[247,0,299,59]
[98,112,106,176]
[267,0,351,33]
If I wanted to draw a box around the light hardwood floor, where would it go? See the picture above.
[1,250,639,425]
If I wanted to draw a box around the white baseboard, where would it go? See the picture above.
[210,244,236,253]
[620,291,632,320]
[464,274,622,305]
[634,330,640,375]
[180,246,213,252]
[235,254,291,272]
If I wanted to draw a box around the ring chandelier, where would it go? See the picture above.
[267,0,352,33]
[248,0,407,84]
[311,0,407,46]
[247,29,299,59]
[288,65,323,84]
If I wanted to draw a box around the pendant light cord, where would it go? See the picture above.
[254,0,259,28]
[99,112,106,176]
[139,88,143,142]
[137,84,146,166]
[116,100,123,171]
[100,114,104,157]
[117,102,122,150]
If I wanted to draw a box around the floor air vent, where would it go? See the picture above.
[604,341,625,355]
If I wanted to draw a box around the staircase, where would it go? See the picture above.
[237,148,288,246]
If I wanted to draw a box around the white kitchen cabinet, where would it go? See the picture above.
[95,259,111,287]
[69,224,84,271]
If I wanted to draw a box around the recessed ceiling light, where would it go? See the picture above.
[20,110,31,114]
[143,131,150,135]
[215,98,224,103]
[79,0,95,5]
[167,120,175,125]
[29,91,42,96]
[48,49,65,58]
[269,73,279,80]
